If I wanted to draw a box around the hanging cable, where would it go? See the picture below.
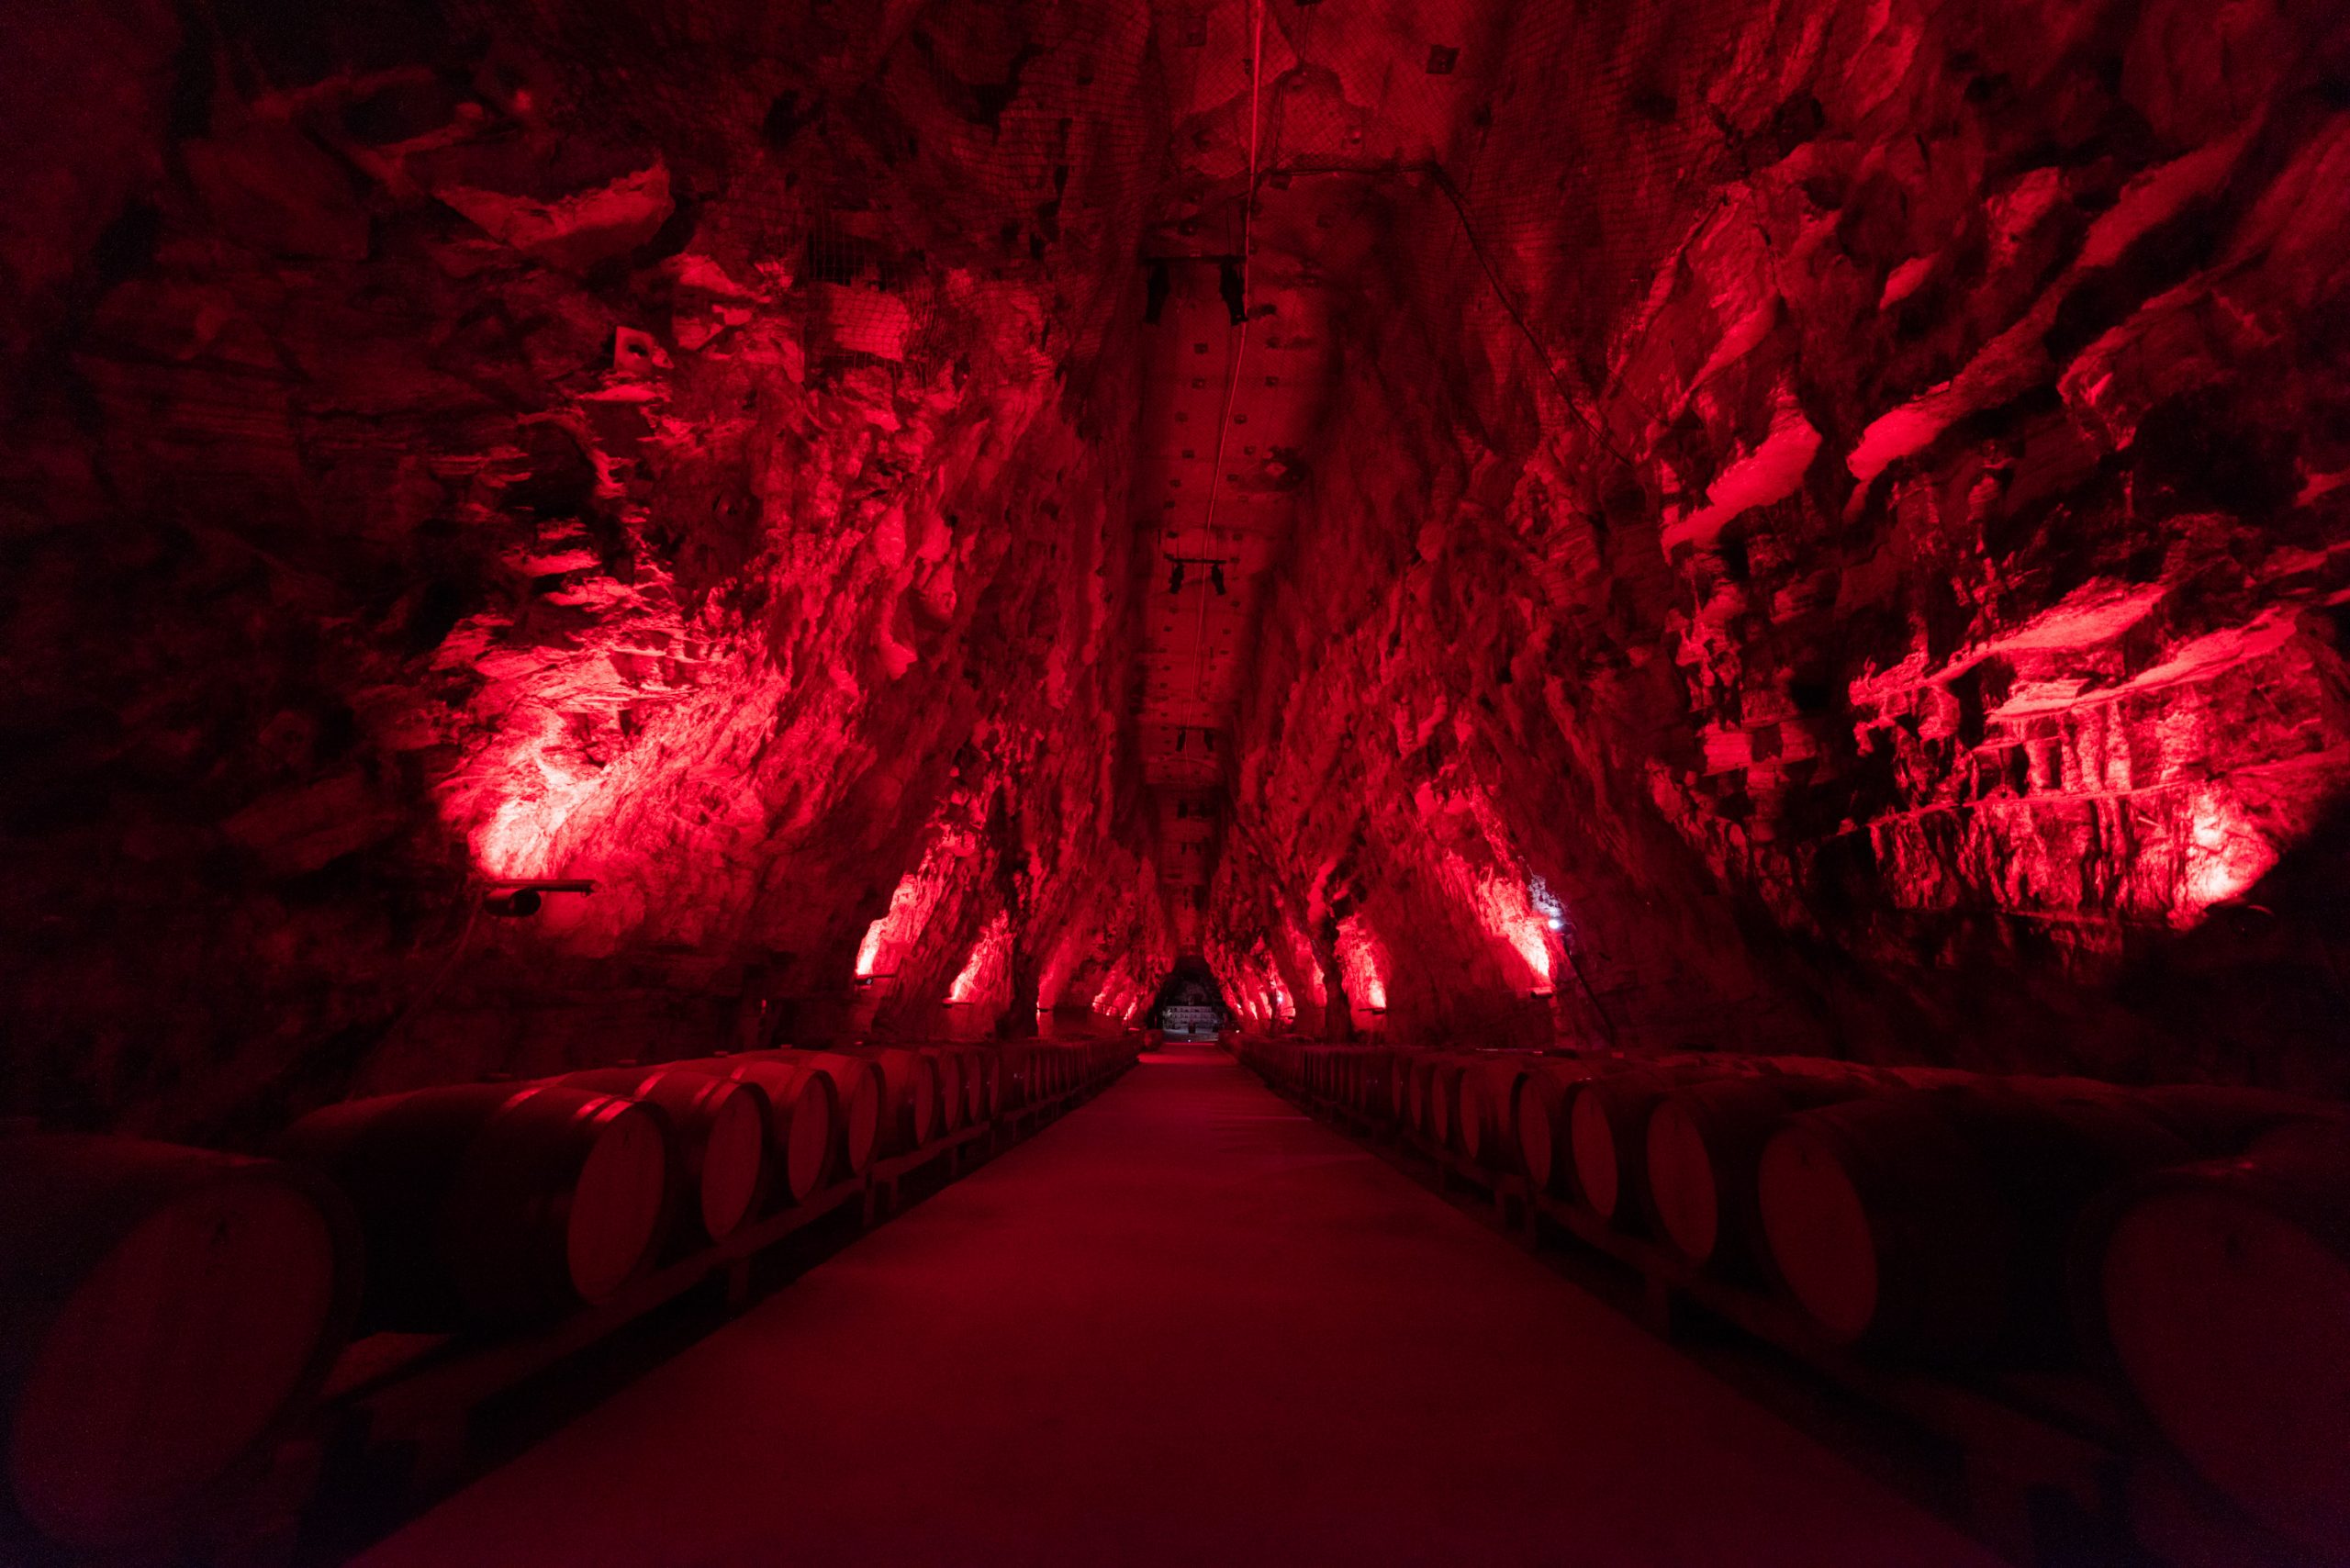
[1190,0,1266,709]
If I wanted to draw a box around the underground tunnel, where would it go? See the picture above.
[1,0,2348,1562]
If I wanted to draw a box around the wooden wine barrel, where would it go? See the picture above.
[851,1047,939,1150]
[788,1051,883,1179]
[978,1050,1003,1120]
[666,1054,835,1207]
[1567,1068,1717,1226]
[1516,1059,1623,1196]
[2129,1084,2344,1154]
[1425,1059,1465,1149]
[960,1050,984,1120]
[672,1048,836,1213]
[930,1048,967,1133]
[1455,1063,1491,1161]
[2088,1129,2350,1556]
[559,1066,770,1243]
[1358,1049,1393,1122]
[1759,1082,2192,1360]
[1645,1074,1865,1271]
[1404,1056,1431,1133]
[280,1083,671,1329]
[0,1135,359,1551]
[1458,1058,1532,1170]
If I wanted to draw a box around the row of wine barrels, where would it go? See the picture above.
[947,1048,978,1127]
[854,1047,940,1151]
[1571,1062,1789,1232]
[0,1032,1142,1556]
[1386,1050,1462,1147]
[1517,1057,1634,1194]
[959,1050,985,1127]
[1757,1080,2199,1361]
[663,1054,836,1209]
[558,1066,772,1246]
[1282,1043,1395,1117]
[909,1045,996,1132]
[1234,1035,2350,1556]
[279,1083,671,1331]
[0,1135,361,1552]
[1579,1050,2350,1554]
[1323,1047,1393,1118]
[932,1048,968,1134]
[1456,1058,1525,1170]
[1023,1038,1133,1100]
[978,1049,1005,1118]
[1646,1070,1870,1275]
[789,1050,885,1179]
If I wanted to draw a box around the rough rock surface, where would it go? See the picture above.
[0,0,1170,1137]
[4,0,2347,1137]
[1206,0,2350,1092]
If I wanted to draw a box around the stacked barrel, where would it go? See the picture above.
[1237,1037,2350,1557]
[0,1136,361,1555]
[1001,1038,1130,1109]
[0,1032,1141,1557]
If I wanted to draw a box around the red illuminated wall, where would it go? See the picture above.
[2,0,2347,1135]
[1205,0,2350,1090]
[0,0,1174,1136]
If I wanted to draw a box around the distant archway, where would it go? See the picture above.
[1147,958,1231,1039]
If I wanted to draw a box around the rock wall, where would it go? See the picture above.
[8,0,2349,1136]
[0,0,1169,1139]
[1212,0,2350,1093]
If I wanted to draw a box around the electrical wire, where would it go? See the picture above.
[1187,0,1266,712]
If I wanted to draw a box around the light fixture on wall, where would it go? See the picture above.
[482,878,596,918]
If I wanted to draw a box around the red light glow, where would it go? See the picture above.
[2178,790,2277,924]
[469,711,607,879]
[1472,873,1554,994]
[948,913,1013,1005]
[1337,916,1386,1014]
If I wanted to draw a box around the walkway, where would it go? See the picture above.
[356,1046,2001,1567]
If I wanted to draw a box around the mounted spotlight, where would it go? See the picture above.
[482,878,597,918]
